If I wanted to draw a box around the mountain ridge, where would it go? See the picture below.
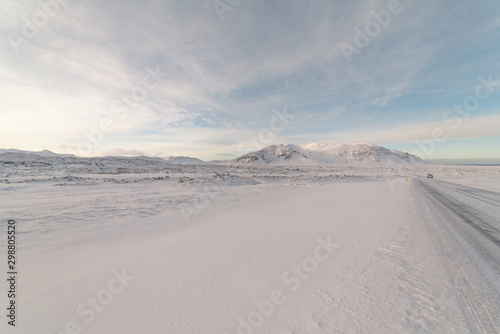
[230,143,425,166]
[1,144,425,166]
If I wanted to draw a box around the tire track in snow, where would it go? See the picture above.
[417,179,500,247]
[439,182,500,207]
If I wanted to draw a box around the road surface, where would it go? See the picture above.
[414,177,500,333]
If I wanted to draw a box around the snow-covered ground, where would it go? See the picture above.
[443,177,500,193]
[1,161,499,333]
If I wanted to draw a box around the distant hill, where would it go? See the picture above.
[0,149,77,158]
[164,156,206,164]
[0,149,208,164]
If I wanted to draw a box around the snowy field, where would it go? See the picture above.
[1,160,500,333]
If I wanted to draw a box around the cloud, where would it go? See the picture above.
[1,0,499,160]
[289,114,500,148]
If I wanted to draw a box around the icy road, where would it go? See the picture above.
[414,178,500,333]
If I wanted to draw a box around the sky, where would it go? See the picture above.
[1,0,499,163]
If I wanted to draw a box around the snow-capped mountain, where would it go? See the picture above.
[230,143,425,165]
[164,156,206,164]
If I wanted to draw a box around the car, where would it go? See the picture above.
[427,174,433,178]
